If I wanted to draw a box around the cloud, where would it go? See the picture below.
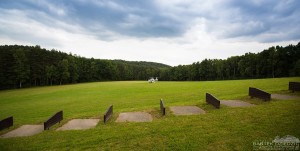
[209,0,300,42]
[66,0,185,38]
[0,0,299,66]
[1,0,300,41]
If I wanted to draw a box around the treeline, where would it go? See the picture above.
[160,42,300,81]
[0,45,169,89]
[1,43,299,90]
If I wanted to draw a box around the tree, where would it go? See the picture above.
[238,53,256,78]
[199,59,209,80]
[294,59,300,76]
[0,46,16,89]
[90,59,98,81]
[13,48,30,88]
[57,59,70,85]
[215,59,224,80]
[67,56,79,83]
[1,42,300,90]
[45,65,56,85]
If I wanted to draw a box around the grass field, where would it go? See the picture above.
[0,77,300,150]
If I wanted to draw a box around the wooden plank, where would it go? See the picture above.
[206,93,220,109]
[44,111,63,130]
[0,116,13,131]
[289,82,300,92]
[249,87,271,101]
[160,99,166,115]
[104,105,113,123]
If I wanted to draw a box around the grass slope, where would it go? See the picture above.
[0,77,300,150]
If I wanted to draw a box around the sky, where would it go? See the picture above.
[0,0,300,66]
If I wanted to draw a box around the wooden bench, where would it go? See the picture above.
[206,93,220,109]
[160,99,166,115]
[44,111,63,130]
[0,116,13,131]
[289,82,300,92]
[249,87,271,101]
[104,105,113,123]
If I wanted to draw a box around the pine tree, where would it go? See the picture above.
[13,48,30,88]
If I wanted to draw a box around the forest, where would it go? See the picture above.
[160,42,300,81]
[0,45,168,89]
[0,42,299,89]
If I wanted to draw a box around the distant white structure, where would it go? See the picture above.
[148,77,158,83]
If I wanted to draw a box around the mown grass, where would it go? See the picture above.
[0,77,300,150]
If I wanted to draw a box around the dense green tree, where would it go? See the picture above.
[13,48,30,88]
[162,42,299,81]
[215,59,225,80]
[238,53,257,78]
[0,46,15,88]
[67,56,79,83]
[0,42,299,90]
[57,59,70,85]
[294,59,300,76]
[45,65,56,85]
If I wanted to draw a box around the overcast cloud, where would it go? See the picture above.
[0,0,299,66]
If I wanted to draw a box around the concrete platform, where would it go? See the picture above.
[0,125,44,138]
[170,106,206,115]
[271,94,300,100]
[220,100,255,107]
[116,112,153,122]
[56,119,100,131]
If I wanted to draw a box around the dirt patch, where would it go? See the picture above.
[0,125,43,138]
[116,112,153,122]
[220,100,255,107]
[271,94,300,100]
[170,106,206,115]
[56,119,100,131]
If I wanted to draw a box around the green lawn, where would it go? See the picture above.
[0,77,300,150]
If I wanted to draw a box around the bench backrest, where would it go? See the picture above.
[0,116,13,131]
[206,93,220,109]
[249,87,271,101]
[44,111,63,130]
[160,99,166,115]
[289,82,300,92]
[104,105,113,123]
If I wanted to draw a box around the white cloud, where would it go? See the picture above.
[119,14,150,29]
[30,0,67,16]
[91,0,123,11]
[0,1,299,66]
